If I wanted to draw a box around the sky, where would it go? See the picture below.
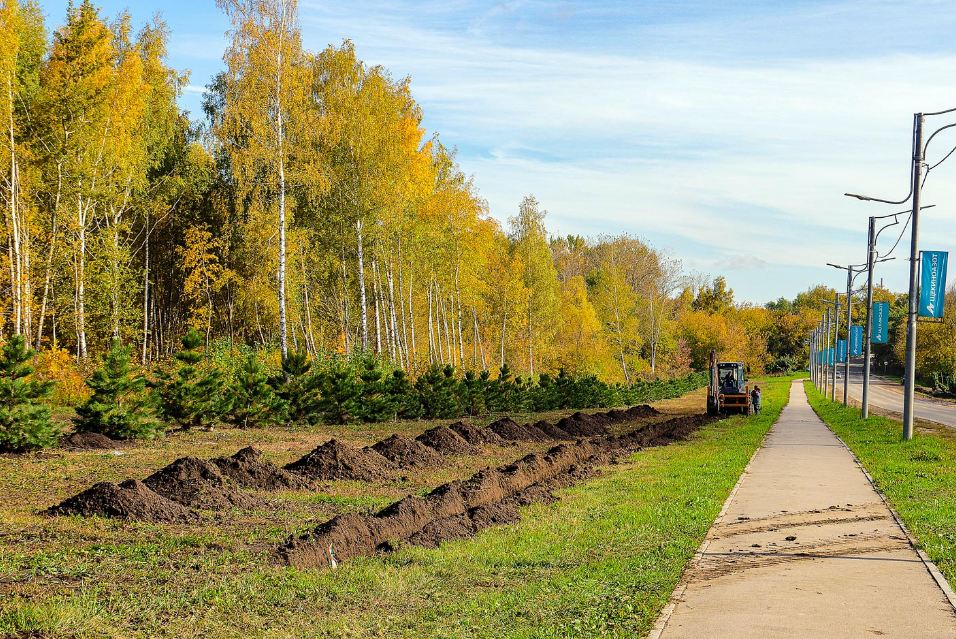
[36,0,956,304]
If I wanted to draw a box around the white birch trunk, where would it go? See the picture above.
[372,257,382,354]
[408,270,417,367]
[427,281,435,363]
[387,261,399,362]
[500,310,507,369]
[356,218,368,350]
[275,0,290,357]
[141,212,150,363]
[75,195,88,360]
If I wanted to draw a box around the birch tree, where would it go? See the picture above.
[0,0,44,340]
[508,195,558,376]
[216,0,307,357]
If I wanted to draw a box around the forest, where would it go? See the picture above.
[7,0,948,416]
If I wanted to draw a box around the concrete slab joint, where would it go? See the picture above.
[651,380,956,639]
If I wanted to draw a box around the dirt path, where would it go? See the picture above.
[652,380,956,639]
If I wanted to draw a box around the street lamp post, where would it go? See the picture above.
[827,262,871,406]
[845,270,853,406]
[863,217,876,417]
[860,210,914,418]
[831,295,839,402]
[901,113,924,440]
[845,106,956,439]
[824,308,831,398]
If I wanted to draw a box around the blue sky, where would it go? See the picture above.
[37,0,956,303]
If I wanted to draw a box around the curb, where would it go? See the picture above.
[811,390,956,613]
[646,385,784,639]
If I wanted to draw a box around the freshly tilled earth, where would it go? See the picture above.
[279,409,713,569]
[47,402,706,571]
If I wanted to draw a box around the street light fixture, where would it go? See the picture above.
[826,262,890,407]
[860,206,932,418]
[843,107,956,440]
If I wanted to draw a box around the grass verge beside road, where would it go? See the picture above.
[1,378,792,638]
[805,380,956,589]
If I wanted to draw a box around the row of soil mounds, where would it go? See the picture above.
[272,405,659,482]
[46,404,660,524]
[278,412,712,569]
[47,447,308,523]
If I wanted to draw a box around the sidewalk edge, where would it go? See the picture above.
[646,398,778,639]
[812,386,956,613]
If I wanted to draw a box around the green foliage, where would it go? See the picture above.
[385,369,421,419]
[273,350,322,424]
[933,372,956,396]
[140,337,709,428]
[227,352,286,428]
[0,336,57,451]
[74,340,158,439]
[458,370,488,416]
[315,358,359,424]
[154,329,232,429]
[415,364,461,419]
[354,356,392,423]
[805,380,956,588]
[692,276,735,313]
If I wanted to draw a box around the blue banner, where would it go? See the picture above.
[919,251,948,319]
[850,325,863,356]
[837,339,847,363]
[828,348,834,366]
[872,301,889,344]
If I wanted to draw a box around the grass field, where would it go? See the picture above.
[1,378,793,638]
[804,380,956,589]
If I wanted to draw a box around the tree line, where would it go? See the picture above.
[1,0,827,393]
[0,329,709,451]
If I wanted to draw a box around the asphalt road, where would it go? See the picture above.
[829,363,956,428]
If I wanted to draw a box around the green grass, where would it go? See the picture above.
[0,379,794,638]
[804,380,956,587]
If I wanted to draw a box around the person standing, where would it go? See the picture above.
[751,385,762,414]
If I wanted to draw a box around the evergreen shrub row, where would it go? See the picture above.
[0,329,709,451]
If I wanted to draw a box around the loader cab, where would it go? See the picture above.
[717,362,745,394]
[707,355,751,415]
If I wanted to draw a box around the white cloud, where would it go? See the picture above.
[297,2,956,302]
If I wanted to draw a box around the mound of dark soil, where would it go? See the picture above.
[415,425,477,455]
[47,479,199,523]
[555,416,604,437]
[280,411,714,569]
[583,412,613,428]
[143,457,259,510]
[458,468,507,508]
[280,512,383,568]
[213,447,309,490]
[520,421,551,440]
[281,439,601,569]
[487,417,533,441]
[61,432,119,450]
[533,419,573,440]
[624,405,659,419]
[371,434,443,468]
[449,421,504,446]
[284,439,394,482]
[612,414,712,449]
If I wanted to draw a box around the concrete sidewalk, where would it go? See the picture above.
[652,380,956,638]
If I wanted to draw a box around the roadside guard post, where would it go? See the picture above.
[919,251,948,319]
